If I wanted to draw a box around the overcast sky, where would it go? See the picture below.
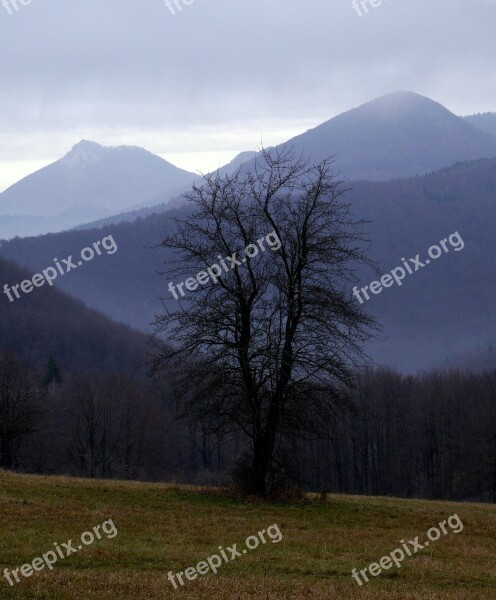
[0,0,495,191]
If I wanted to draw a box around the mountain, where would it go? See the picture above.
[236,92,496,182]
[73,152,262,231]
[59,93,496,233]
[73,201,174,231]
[2,154,496,373]
[0,255,147,373]
[219,150,259,174]
[122,151,261,214]
[346,157,496,371]
[463,113,496,136]
[0,141,196,240]
[77,92,496,235]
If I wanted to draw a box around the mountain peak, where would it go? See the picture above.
[71,139,103,151]
[62,140,105,166]
[374,90,430,102]
[354,91,450,120]
[278,91,496,182]
[0,140,197,236]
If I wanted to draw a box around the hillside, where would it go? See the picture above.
[0,141,196,240]
[0,255,147,373]
[463,113,496,136]
[347,157,496,370]
[105,150,260,222]
[5,93,496,240]
[2,155,496,372]
[73,93,496,233]
[238,92,496,182]
[73,198,179,231]
[0,470,492,599]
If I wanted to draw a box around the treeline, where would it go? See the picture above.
[2,350,496,502]
[301,368,496,502]
[0,351,236,483]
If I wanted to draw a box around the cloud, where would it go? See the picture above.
[0,0,494,175]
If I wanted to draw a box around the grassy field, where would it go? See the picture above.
[0,470,495,599]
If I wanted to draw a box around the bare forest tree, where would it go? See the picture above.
[2,346,496,501]
[0,352,41,469]
[152,148,376,496]
[65,374,151,479]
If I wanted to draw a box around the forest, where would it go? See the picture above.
[2,348,495,502]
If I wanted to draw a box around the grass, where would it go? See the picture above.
[0,470,495,599]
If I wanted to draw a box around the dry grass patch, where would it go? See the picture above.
[0,470,495,599]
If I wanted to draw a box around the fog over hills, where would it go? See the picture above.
[3,93,496,241]
[3,91,496,372]
[245,92,496,182]
[2,154,496,373]
[0,141,196,240]
[69,92,496,234]
[0,255,147,374]
[463,113,496,137]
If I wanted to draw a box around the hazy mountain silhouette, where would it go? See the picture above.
[463,112,496,136]
[2,154,496,373]
[0,255,147,373]
[4,93,496,240]
[124,151,262,215]
[217,150,259,175]
[235,92,496,182]
[72,93,496,233]
[0,141,196,239]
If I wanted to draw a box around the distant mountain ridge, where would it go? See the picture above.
[3,91,496,240]
[2,153,496,373]
[124,151,261,214]
[234,92,496,182]
[75,92,496,232]
[219,150,259,174]
[0,255,147,373]
[0,140,196,239]
[463,112,496,136]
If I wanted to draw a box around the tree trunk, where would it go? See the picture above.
[249,434,275,496]
[0,439,13,469]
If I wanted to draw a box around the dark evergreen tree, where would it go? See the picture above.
[44,356,62,387]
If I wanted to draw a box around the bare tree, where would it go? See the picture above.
[66,374,123,478]
[152,148,376,496]
[0,352,41,469]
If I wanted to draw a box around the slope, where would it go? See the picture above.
[0,255,147,373]
[0,470,492,599]
[1,157,496,372]
[0,141,196,239]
